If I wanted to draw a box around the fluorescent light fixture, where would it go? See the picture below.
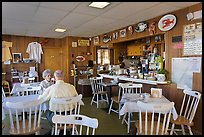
[55,28,66,32]
[89,2,110,9]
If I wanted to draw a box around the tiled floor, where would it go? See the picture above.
[2,97,131,135]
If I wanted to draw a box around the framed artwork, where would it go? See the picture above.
[93,36,99,45]
[12,53,22,63]
[120,28,126,37]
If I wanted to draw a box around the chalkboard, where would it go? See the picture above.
[172,57,201,90]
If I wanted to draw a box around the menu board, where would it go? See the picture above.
[183,22,202,56]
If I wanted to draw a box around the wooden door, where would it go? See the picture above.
[44,48,62,73]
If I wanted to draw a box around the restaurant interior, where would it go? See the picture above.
[2,2,202,135]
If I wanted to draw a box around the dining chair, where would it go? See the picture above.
[119,83,143,133]
[2,80,11,97]
[5,98,44,135]
[52,114,98,135]
[2,87,6,98]
[16,86,42,96]
[89,77,109,108]
[136,101,175,135]
[49,94,83,135]
[170,90,201,135]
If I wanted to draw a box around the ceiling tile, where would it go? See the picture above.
[164,2,200,8]
[57,12,96,29]
[2,2,38,22]
[40,2,80,11]
[31,7,68,24]
[101,2,160,19]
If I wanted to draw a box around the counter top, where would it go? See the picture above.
[99,74,168,85]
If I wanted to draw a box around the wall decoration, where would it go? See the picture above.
[149,21,156,35]
[12,53,22,63]
[103,35,111,43]
[93,36,99,45]
[135,22,147,32]
[78,39,90,46]
[112,31,118,39]
[158,14,176,31]
[120,28,126,37]
[128,26,133,35]
[72,42,77,47]
[76,55,85,62]
[183,22,202,55]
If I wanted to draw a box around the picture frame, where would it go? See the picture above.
[93,36,99,45]
[12,53,22,63]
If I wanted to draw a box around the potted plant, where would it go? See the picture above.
[157,69,169,81]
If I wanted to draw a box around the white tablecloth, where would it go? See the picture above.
[119,94,178,120]
[3,94,47,114]
[11,82,42,95]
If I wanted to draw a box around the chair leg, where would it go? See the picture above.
[181,124,185,135]
[91,94,95,105]
[170,123,175,135]
[127,112,130,133]
[51,127,54,135]
[122,113,126,124]
[106,94,109,104]
[108,100,113,114]
[118,103,121,119]
[97,94,99,108]
[187,126,193,135]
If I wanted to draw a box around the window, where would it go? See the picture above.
[97,49,110,65]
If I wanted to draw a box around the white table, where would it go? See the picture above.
[120,94,178,119]
[3,94,47,114]
[119,93,178,133]
[11,82,42,95]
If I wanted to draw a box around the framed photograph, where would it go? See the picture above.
[12,53,22,63]
[93,36,99,45]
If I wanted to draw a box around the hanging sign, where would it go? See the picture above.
[158,14,176,31]
[78,40,90,46]
[76,55,85,62]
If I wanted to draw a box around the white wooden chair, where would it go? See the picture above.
[16,86,42,96]
[119,83,143,133]
[2,87,6,98]
[108,83,142,120]
[52,114,98,135]
[49,94,83,135]
[5,98,44,135]
[90,77,109,108]
[170,90,201,135]
[2,80,11,97]
[136,101,175,135]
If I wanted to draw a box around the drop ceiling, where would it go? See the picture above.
[2,2,200,38]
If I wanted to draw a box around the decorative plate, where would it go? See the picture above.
[76,55,85,62]
[158,14,176,31]
[135,22,147,32]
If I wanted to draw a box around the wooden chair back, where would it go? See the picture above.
[89,77,104,94]
[6,98,44,135]
[179,90,201,123]
[2,80,11,96]
[137,101,175,135]
[52,114,98,135]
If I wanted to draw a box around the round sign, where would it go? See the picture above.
[76,55,85,62]
[158,14,176,31]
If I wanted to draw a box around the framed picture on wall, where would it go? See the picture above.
[12,53,22,63]
[93,36,99,45]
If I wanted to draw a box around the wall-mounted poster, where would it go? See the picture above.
[183,22,202,56]
[72,42,77,47]
[78,39,90,46]
[120,28,126,37]
[93,36,99,45]
[12,53,22,63]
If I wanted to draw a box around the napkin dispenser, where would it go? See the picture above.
[151,88,162,98]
